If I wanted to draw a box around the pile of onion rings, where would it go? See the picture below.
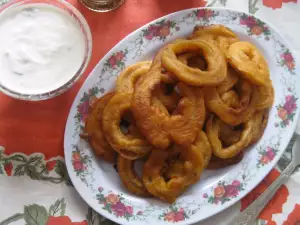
[80,24,274,203]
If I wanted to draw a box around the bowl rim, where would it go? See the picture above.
[0,0,93,101]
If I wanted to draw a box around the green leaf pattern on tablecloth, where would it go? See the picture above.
[0,148,69,184]
[24,204,48,225]
[249,0,259,14]
[0,0,10,7]
[0,198,90,225]
[48,199,66,216]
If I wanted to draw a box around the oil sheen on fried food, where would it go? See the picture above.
[0,4,86,95]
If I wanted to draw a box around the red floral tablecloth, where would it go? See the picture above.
[0,0,300,224]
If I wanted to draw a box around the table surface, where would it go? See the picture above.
[1,0,300,224]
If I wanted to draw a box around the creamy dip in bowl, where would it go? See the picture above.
[0,0,92,100]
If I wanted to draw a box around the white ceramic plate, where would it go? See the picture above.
[64,8,300,225]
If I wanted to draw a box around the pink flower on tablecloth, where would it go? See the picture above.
[72,152,84,172]
[143,20,177,40]
[196,9,214,20]
[278,107,288,120]
[214,185,226,198]
[282,52,294,62]
[280,50,296,72]
[224,185,239,198]
[72,152,81,161]
[174,211,185,222]
[251,26,263,35]
[106,193,119,205]
[260,155,270,165]
[203,193,208,198]
[78,101,89,122]
[73,161,83,171]
[285,95,293,103]
[240,16,257,28]
[287,61,295,70]
[232,180,241,187]
[159,26,170,37]
[115,52,125,61]
[98,187,103,192]
[196,9,205,18]
[266,147,275,160]
[112,202,127,217]
[108,55,117,68]
[284,97,296,114]
[165,212,176,222]
[126,206,133,215]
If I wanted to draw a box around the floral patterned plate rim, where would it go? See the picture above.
[64,7,300,225]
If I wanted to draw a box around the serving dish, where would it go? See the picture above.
[64,8,300,225]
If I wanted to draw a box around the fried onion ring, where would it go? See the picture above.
[194,131,212,168]
[143,144,205,203]
[206,115,254,158]
[250,109,269,144]
[81,93,116,163]
[190,25,239,55]
[133,79,205,149]
[217,67,239,94]
[102,93,151,160]
[253,84,274,110]
[154,82,180,113]
[207,152,244,169]
[161,39,227,86]
[102,62,152,160]
[227,42,270,86]
[164,131,211,180]
[116,61,151,94]
[204,80,255,126]
[177,52,207,70]
[218,120,242,147]
[133,48,206,149]
[117,155,150,197]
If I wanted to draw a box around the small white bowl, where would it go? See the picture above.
[0,0,92,101]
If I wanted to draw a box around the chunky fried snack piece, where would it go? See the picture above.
[164,131,212,180]
[102,62,153,160]
[207,152,244,169]
[81,93,116,163]
[177,52,207,70]
[116,61,151,94]
[133,49,206,149]
[253,84,274,110]
[117,155,150,197]
[204,79,255,126]
[161,39,227,86]
[154,82,180,113]
[143,144,205,203]
[206,115,254,159]
[250,109,269,144]
[217,67,239,94]
[102,93,152,159]
[227,42,270,86]
[194,131,212,168]
[218,120,242,147]
[190,24,239,55]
